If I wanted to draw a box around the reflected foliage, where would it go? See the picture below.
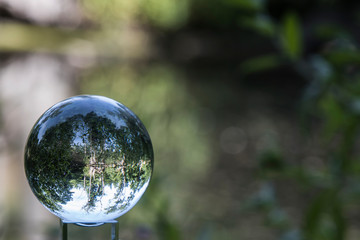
[24,95,153,223]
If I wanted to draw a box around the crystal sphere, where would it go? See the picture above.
[24,95,153,224]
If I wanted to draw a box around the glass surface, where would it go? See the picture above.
[24,95,153,223]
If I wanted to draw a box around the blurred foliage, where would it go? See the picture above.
[79,65,213,239]
[2,0,360,239]
[281,12,303,60]
[242,3,360,240]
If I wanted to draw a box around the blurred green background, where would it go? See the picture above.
[1,0,360,239]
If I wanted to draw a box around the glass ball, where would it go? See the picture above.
[24,95,153,224]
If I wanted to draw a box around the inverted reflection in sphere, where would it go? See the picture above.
[24,95,153,223]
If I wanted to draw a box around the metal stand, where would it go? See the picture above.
[60,219,118,240]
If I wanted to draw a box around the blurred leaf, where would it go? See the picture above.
[225,0,266,11]
[320,38,360,70]
[310,56,334,82]
[141,0,190,29]
[314,24,350,40]
[300,56,333,128]
[304,190,346,240]
[300,56,333,107]
[281,12,303,60]
[319,94,345,138]
[331,195,346,240]
[325,50,360,67]
[303,191,328,239]
[240,54,282,75]
[240,14,276,36]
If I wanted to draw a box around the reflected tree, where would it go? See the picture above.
[24,95,153,222]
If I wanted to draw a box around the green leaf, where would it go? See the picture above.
[240,54,282,75]
[224,0,266,11]
[142,0,190,29]
[303,191,328,239]
[331,196,346,240]
[304,190,346,240]
[319,94,345,139]
[281,12,303,60]
[240,14,275,36]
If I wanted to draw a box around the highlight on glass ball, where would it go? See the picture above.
[24,95,154,224]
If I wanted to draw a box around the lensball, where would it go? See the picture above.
[24,95,153,224]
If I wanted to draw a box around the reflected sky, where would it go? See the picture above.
[24,95,153,223]
[57,179,150,223]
